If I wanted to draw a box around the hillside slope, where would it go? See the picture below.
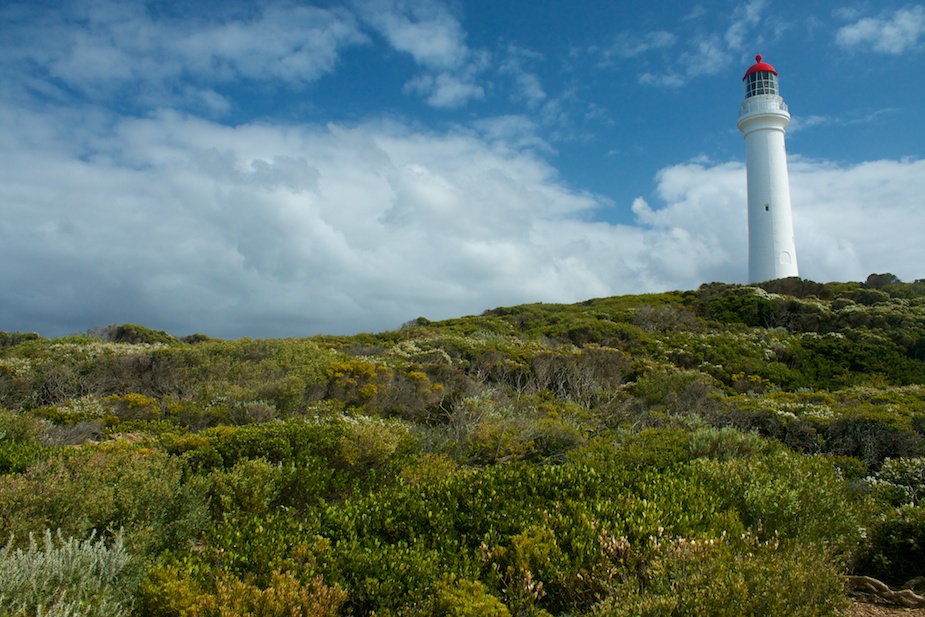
[2,276,925,615]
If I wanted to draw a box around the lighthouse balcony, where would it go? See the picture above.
[739,96,788,118]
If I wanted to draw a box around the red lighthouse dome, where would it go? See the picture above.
[743,53,778,79]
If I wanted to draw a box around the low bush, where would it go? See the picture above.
[210,457,284,518]
[0,409,50,472]
[186,570,345,617]
[594,535,846,617]
[866,457,925,506]
[0,530,135,617]
[689,426,773,461]
[825,418,925,471]
[428,577,511,617]
[0,445,209,557]
[692,452,861,551]
[853,504,925,587]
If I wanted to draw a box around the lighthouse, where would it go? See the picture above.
[737,53,799,283]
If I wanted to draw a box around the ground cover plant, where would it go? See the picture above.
[1,275,925,615]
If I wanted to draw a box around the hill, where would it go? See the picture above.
[2,275,925,615]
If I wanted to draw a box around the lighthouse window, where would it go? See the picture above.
[745,72,778,97]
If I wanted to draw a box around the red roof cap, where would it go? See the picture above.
[743,53,778,79]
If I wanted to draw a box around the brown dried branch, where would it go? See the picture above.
[846,575,925,608]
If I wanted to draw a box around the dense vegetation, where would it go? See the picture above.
[2,275,925,615]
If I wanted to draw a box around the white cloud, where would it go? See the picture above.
[470,115,552,153]
[354,0,488,108]
[404,71,485,108]
[726,0,767,50]
[787,114,834,133]
[3,1,924,338]
[788,158,925,280]
[0,105,610,336]
[639,72,686,88]
[354,0,468,70]
[625,0,773,88]
[1,99,923,337]
[635,157,925,285]
[683,36,733,77]
[600,31,676,63]
[500,44,547,109]
[172,5,366,82]
[788,108,898,133]
[0,2,365,107]
[9,84,925,339]
[636,35,730,87]
[836,6,925,54]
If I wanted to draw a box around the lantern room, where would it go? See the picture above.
[743,53,779,98]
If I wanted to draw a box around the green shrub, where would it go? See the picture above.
[485,525,559,617]
[0,440,47,474]
[594,535,846,617]
[0,445,209,557]
[0,408,45,442]
[108,324,177,344]
[689,426,773,461]
[186,570,345,617]
[606,428,693,471]
[210,457,284,517]
[824,417,925,471]
[829,454,868,482]
[854,504,925,586]
[35,396,110,424]
[399,452,458,485]
[0,331,41,348]
[632,370,705,407]
[0,530,134,617]
[134,561,205,617]
[429,577,511,617]
[692,452,861,550]
[332,539,456,615]
[338,418,413,472]
[136,561,345,617]
[0,410,49,473]
[866,457,925,506]
[103,393,160,419]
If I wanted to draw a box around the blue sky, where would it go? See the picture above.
[1,0,924,337]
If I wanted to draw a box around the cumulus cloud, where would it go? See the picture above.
[0,104,616,337]
[634,157,925,285]
[836,5,925,54]
[2,0,923,339]
[3,94,922,338]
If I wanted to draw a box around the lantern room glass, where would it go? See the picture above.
[745,71,778,97]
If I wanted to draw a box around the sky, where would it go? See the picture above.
[1,0,924,338]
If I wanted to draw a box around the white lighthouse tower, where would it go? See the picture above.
[737,53,799,282]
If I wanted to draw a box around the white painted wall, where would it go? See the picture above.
[737,95,799,283]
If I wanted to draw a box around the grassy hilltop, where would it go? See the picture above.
[2,275,925,615]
